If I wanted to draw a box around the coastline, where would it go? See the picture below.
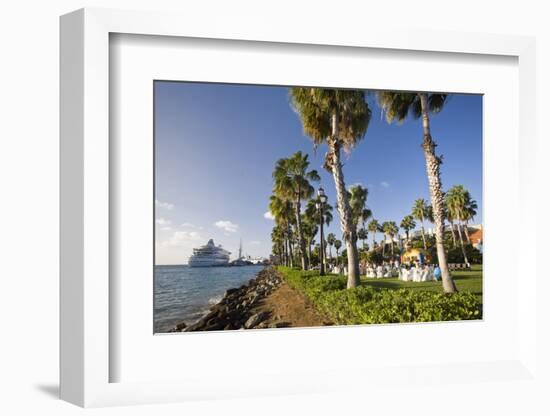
[169,266,331,332]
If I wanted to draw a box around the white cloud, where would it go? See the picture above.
[162,230,201,247]
[263,211,275,220]
[155,199,175,210]
[249,240,261,245]
[155,217,171,226]
[160,226,172,231]
[380,181,390,189]
[181,222,202,229]
[214,220,239,233]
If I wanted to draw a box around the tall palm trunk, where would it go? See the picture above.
[420,218,427,250]
[329,112,360,288]
[286,226,294,268]
[456,221,469,264]
[419,93,457,293]
[456,220,465,244]
[382,237,386,257]
[391,238,394,255]
[450,220,457,247]
[371,234,376,251]
[294,198,308,270]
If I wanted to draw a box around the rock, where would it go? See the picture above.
[203,321,224,331]
[270,321,291,328]
[183,322,201,332]
[224,310,242,322]
[175,322,187,331]
[225,288,239,297]
[209,303,228,314]
[244,312,269,329]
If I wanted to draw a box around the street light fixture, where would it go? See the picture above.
[317,187,327,275]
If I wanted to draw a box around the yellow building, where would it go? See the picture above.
[401,248,430,264]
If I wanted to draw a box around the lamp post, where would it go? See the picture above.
[317,187,328,276]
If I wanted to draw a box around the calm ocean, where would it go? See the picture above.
[154,264,265,332]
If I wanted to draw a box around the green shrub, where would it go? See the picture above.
[278,267,482,325]
[445,245,483,264]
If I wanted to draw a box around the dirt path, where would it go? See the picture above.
[249,280,333,328]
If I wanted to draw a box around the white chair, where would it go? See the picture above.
[425,268,434,281]
[420,268,429,282]
[400,268,409,281]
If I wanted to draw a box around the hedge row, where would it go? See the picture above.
[278,267,482,325]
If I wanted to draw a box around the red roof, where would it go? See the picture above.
[468,228,483,244]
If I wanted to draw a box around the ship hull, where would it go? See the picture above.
[188,261,230,268]
[188,257,230,268]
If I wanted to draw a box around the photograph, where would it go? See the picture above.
[154,82,483,333]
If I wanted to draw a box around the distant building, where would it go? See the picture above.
[392,224,483,251]
[468,225,483,252]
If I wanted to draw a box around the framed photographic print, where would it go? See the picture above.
[153,80,483,335]
[60,7,540,409]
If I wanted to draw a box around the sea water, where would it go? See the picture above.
[154,264,265,332]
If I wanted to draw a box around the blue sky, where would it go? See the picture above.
[155,82,482,265]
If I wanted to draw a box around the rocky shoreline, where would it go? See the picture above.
[169,266,288,332]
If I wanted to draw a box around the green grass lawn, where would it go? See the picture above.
[357,264,483,302]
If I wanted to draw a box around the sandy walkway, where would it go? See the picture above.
[249,280,333,328]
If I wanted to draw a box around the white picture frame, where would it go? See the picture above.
[60,7,539,408]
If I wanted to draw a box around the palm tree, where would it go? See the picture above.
[400,215,416,246]
[270,225,285,265]
[273,151,320,270]
[444,203,458,247]
[411,199,430,250]
[348,184,369,229]
[304,198,333,266]
[367,219,380,250]
[459,191,477,245]
[290,88,371,288]
[445,187,461,247]
[382,221,399,256]
[334,239,342,267]
[377,92,457,293]
[300,215,318,266]
[357,228,368,249]
[361,208,372,230]
[463,196,478,236]
[446,185,476,264]
[327,232,336,261]
[269,195,295,267]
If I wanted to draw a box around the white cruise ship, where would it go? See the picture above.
[188,239,231,267]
